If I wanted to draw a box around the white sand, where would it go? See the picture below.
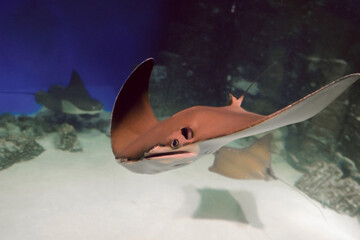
[0,130,359,240]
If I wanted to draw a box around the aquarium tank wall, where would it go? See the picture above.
[0,1,359,240]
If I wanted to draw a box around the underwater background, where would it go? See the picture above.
[1,1,360,239]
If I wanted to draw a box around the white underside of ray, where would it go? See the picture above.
[198,74,360,155]
[61,100,102,115]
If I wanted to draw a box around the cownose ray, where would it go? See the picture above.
[209,134,275,180]
[35,70,103,115]
[209,133,327,219]
[1,71,104,115]
[110,58,360,174]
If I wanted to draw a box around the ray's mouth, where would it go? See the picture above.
[116,144,199,164]
[143,144,198,160]
[115,151,194,163]
[144,151,192,159]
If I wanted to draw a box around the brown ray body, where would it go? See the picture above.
[210,134,274,180]
[110,58,360,174]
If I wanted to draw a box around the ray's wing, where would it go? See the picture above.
[66,70,91,98]
[58,70,104,113]
[35,90,62,112]
[209,134,275,180]
[198,73,360,154]
[111,58,159,156]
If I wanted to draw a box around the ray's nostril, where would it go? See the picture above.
[181,127,193,140]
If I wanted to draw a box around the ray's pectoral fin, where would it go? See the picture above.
[66,70,92,97]
[200,73,360,148]
[110,58,159,157]
[209,134,275,181]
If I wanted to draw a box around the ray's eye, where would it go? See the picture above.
[170,139,180,149]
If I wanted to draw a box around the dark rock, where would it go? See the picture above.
[0,110,111,170]
[0,119,44,170]
[17,115,47,138]
[33,109,110,134]
[0,138,44,170]
[55,123,82,152]
[282,59,360,217]
[0,109,111,170]
[0,113,16,125]
[95,119,110,136]
[337,82,360,170]
[285,58,346,157]
[296,161,360,217]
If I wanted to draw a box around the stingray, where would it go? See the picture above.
[110,58,360,174]
[35,71,103,115]
[1,71,103,115]
[209,134,275,180]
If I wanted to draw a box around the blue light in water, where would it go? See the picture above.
[0,0,168,114]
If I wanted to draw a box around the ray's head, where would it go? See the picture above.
[110,58,201,173]
[109,58,265,174]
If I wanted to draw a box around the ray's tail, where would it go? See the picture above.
[0,91,35,95]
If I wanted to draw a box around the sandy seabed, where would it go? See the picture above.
[0,130,359,240]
